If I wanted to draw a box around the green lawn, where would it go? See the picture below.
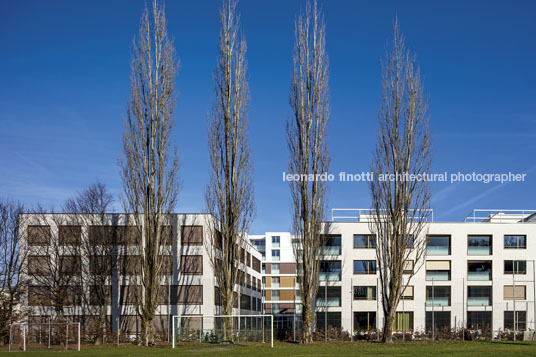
[1,341,535,356]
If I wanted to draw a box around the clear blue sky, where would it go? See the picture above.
[1,0,535,233]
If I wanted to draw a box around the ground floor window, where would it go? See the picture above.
[467,311,492,330]
[504,311,526,331]
[354,311,376,331]
[315,312,341,330]
[425,311,451,332]
[393,312,413,331]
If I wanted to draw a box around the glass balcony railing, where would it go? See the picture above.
[321,246,342,255]
[468,297,491,306]
[426,297,450,307]
[319,272,341,281]
[426,271,450,281]
[316,298,341,307]
[468,246,491,255]
[427,246,451,255]
[468,271,491,281]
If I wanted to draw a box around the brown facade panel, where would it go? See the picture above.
[180,255,203,274]
[252,257,261,273]
[265,290,271,301]
[89,256,113,275]
[89,285,112,305]
[28,286,53,306]
[280,276,295,288]
[172,285,203,304]
[120,256,141,275]
[27,256,50,276]
[120,285,141,305]
[121,315,141,334]
[280,289,295,301]
[161,255,173,275]
[265,263,271,274]
[60,255,82,276]
[28,226,51,245]
[181,225,203,245]
[279,303,295,314]
[161,225,173,246]
[280,263,296,274]
[59,225,81,245]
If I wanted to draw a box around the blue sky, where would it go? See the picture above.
[1,0,535,233]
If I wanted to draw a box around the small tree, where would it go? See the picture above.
[120,0,180,346]
[205,0,254,335]
[287,0,330,344]
[0,199,26,345]
[369,18,431,343]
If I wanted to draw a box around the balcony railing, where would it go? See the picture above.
[468,246,491,255]
[468,297,491,306]
[427,246,451,255]
[426,271,450,281]
[319,272,341,281]
[426,297,450,307]
[321,246,341,255]
[316,298,341,307]
[468,271,491,281]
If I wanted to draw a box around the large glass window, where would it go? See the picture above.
[393,312,413,331]
[467,311,492,330]
[354,312,376,331]
[468,261,492,281]
[271,249,280,261]
[426,260,451,281]
[353,260,376,275]
[354,234,376,249]
[426,286,451,306]
[316,312,341,329]
[425,311,451,333]
[271,263,280,274]
[271,277,280,288]
[322,235,342,255]
[504,235,526,249]
[504,311,526,331]
[468,286,492,306]
[427,235,451,255]
[504,260,526,274]
[468,235,492,255]
[319,260,341,281]
[271,290,280,301]
[271,236,280,248]
[316,286,341,307]
[353,286,376,300]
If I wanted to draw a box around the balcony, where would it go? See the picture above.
[468,286,492,306]
[426,297,450,307]
[319,272,341,281]
[468,261,492,281]
[426,271,450,281]
[468,235,492,255]
[316,297,341,307]
[468,297,492,306]
[427,236,451,255]
[321,245,341,255]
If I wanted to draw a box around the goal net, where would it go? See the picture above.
[172,314,273,348]
[8,323,80,352]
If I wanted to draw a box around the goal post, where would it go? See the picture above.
[172,314,273,348]
[9,322,81,352]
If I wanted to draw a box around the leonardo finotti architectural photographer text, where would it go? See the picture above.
[282,171,527,184]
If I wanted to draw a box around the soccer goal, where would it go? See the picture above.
[172,314,273,348]
[8,322,80,352]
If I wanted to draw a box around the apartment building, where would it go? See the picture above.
[20,213,263,339]
[253,209,536,335]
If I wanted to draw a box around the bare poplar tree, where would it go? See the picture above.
[287,0,330,344]
[205,0,254,332]
[0,199,26,344]
[369,18,431,343]
[120,0,179,346]
[64,182,115,344]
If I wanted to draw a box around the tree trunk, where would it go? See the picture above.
[382,309,395,343]
[222,297,234,342]
[301,303,314,343]
[140,316,154,346]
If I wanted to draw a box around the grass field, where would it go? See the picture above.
[1,341,536,356]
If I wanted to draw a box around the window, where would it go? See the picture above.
[272,236,280,248]
[403,260,414,274]
[252,257,261,273]
[468,286,492,306]
[468,235,492,255]
[272,303,280,314]
[180,255,202,275]
[468,261,492,281]
[271,249,280,262]
[59,226,81,245]
[504,235,526,249]
[504,285,526,300]
[426,286,451,306]
[354,234,376,249]
[426,312,450,333]
[393,312,413,331]
[467,311,492,330]
[504,260,526,274]
[406,235,415,249]
[353,286,376,300]
[271,290,280,301]
[427,235,451,255]
[322,235,341,255]
[354,312,376,331]
[426,260,451,281]
[316,286,341,307]
[401,286,414,300]
[316,312,341,329]
[272,263,280,274]
[27,256,50,276]
[172,285,203,304]
[320,260,342,281]
[504,311,526,331]
[28,226,51,245]
[353,260,376,275]
[272,277,280,288]
[262,263,266,274]
[181,226,203,246]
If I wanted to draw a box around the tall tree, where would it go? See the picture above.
[120,0,179,346]
[287,0,330,344]
[369,18,431,343]
[64,182,115,344]
[0,199,26,345]
[205,0,254,333]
